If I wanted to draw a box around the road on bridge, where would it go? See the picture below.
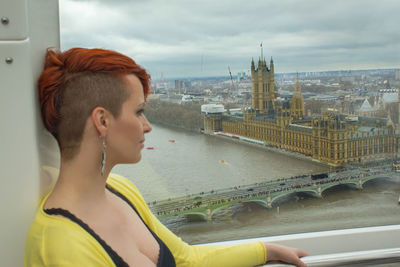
[149,163,395,221]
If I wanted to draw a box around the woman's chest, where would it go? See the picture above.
[88,197,161,265]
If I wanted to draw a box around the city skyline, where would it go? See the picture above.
[60,0,400,78]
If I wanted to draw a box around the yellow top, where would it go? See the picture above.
[25,174,266,266]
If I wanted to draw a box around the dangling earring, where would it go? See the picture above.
[101,137,107,176]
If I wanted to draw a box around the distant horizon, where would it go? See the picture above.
[155,67,400,81]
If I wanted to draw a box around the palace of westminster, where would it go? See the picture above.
[203,57,400,166]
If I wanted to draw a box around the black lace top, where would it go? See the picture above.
[44,185,176,267]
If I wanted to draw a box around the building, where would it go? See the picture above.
[174,80,184,94]
[203,57,399,166]
[395,70,400,81]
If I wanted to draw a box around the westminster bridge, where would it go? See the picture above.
[149,163,396,221]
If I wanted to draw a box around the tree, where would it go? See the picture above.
[145,100,204,131]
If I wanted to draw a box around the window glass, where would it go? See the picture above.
[60,0,400,244]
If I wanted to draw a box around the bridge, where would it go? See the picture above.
[149,164,396,221]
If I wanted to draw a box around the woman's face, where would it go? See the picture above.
[107,74,152,164]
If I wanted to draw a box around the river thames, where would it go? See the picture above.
[114,124,400,244]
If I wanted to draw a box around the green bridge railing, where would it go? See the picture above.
[149,164,396,221]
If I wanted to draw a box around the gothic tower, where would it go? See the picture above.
[251,57,275,114]
[398,88,400,126]
[290,73,305,120]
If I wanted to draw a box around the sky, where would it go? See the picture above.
[59,0,400,79]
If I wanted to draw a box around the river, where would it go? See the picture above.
[114,124,400,244]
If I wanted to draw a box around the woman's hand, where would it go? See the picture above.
[263,243,309,267]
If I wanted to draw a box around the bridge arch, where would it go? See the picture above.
[183,212,207,221]
[271,190,319,206]
[242,199,270,209]
[361,175,393,186]
[210,203,235,219]
[320,182,359,195]
[208,199,273,219]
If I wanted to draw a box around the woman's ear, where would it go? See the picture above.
[91,107,109,137]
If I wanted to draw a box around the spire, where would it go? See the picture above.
[294,73,301,94]
[251,58,255,70]
[290,72,304,119]
[387,110,394,127]
[359,97,372,112]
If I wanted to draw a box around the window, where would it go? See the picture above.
[60,0,400,246]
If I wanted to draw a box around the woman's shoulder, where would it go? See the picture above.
[107,173,137,188]
[25,200,114,265]
[25,215,113,266]
[106,173,143,199]
[106,173,154,222]
[27,205,94,245]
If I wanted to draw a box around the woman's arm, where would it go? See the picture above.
[112,175,308,267]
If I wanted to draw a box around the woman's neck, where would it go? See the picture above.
[46,146,114,212]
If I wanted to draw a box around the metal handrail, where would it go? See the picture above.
[266,248,400,267]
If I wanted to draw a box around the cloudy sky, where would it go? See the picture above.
[59,0,400,79]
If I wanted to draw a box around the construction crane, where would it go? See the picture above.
[228,66,236,100]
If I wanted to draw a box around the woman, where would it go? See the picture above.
[25,47,308,267]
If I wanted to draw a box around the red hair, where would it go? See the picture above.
[38,47,151,158]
